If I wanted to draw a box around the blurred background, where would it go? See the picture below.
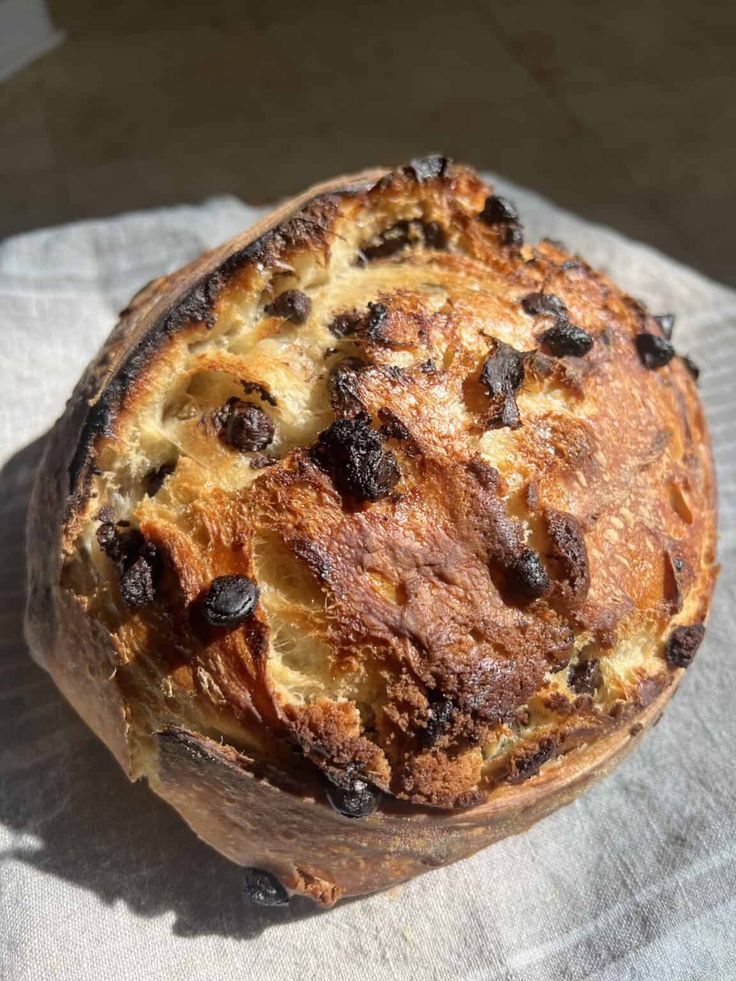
[1,0,734,285]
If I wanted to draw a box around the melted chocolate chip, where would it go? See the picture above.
[479,341,527,429]
[681,354,701,382]
[265,289,311,325]
[312,415,400,502]
[540,322,594,357]
[243,868,289,907]
[325,772,381,819]
[143,461,176,497]
[328,310,363,337]
[568,658,602,694]
[664,624,705,668]
[635,332,675,369]
[422,697,455,746]
[521,292,568,319]
[215,398,274,452]
[507,737,556,783]
[378,407,410,441]
[512,548,551,599]
[241,380,277,406]
[119,556,155,609]
[328,357,366,416]
[362,221,413,260]
[479,195,519,225]
[96,521,118,554]
[654,313,676,340]
[364,301,389,342]
[202,575,259,627]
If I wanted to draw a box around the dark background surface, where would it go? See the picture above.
[2,0,734,285]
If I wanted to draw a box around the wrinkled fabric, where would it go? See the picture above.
[1,177,734,981]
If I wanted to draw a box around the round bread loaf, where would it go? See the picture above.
[25,158,717,906]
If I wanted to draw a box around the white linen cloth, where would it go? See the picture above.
[1,176,734,981]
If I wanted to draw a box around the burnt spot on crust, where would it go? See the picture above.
[568,657,602,694]
[506,737,557,783]
[243,868,289,907]
[143,460,176,497]
[654,313,676,340]
[360,220,448,261]
[664,624,705,668]
[324,766,381,818]
[544,509,590,606]
[312,415,400,502]
[241,380,278,406]
[479,340,527,429]
[201,575,260,628]
[539,323,594,357]
[636,332,675,369]
[215,397,275,453]
[521,291,568,319]
[265,288,312,325]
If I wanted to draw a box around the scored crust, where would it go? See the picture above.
[25,157,717,905]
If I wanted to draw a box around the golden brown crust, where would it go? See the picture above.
[25,157,718,904]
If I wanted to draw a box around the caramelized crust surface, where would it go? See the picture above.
[25,159,717,902]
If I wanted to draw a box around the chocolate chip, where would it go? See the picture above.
[362,221,413,260]
[422,697,455,746]
[479,195,519,225]
[215,398,274,452]
[202,575,259,627]
[265,289,311,325]
[479,340,527,429]
[119,556,156,609]
[143,461,176,497]
[664,624,705,668]
[540,322,594,357]
[654,313,676,340]
[418,358,437,373]
[512,548,551,599]
[325,772,381,819]
[364,301,389,342]
[423,221,447,250]
[243,868,289,907]
[635,332,675,369]
[328,309,362,337]
[312,415,400,502]
[521,292,568,319]
[507,737,556,783]
[328,357,366,416]
[568,658,602,694]
[378,407,410,441]
[96,521,118,554]
[503,225,524,248]
[681,354,701,382]
[241,380,277,406]
[249,454,277,470]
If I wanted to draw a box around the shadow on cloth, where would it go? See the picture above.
[0,437,338,938]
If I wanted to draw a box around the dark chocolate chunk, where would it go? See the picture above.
[512,548,551,599]
[202,575,259,627]
[635,332,675,369]
[325,772,381,819]
[312,415,400,502]
[654,313,676,340]
[241,380,277,406]
[540,322,594,357]
[243,868,289,907]
[664,624,705,668]
[265,289,311,325]
[681,354,700,382]
[521,292,568,319]
[119,555,155,609]
[479,340,527,429]
[479,195,519,225]
[503,225,524,248]
[143,461,176,497]
[96,521,118,554]
[215,397,274,452]
[568,658,602,694]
